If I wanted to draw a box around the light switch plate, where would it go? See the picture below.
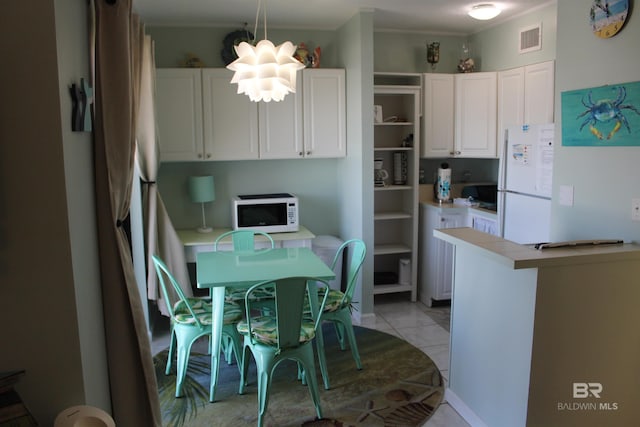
[559,185,574,206]
[632,198,640,221]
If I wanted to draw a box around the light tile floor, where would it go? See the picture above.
[151,295,469,426]
[363,294,470,427]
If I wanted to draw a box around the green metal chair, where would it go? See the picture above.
[214,229,276,305]
[313,239,366,389]
[236,277,330,427]
[214,229,275,253]
[152,254,243,401]
[213,230,276,364]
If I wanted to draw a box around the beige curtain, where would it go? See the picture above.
[136,34,193,316]
[92,0,161,425]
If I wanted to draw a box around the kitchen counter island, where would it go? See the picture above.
[435,227,640,427]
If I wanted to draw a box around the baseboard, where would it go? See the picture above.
[351,311,375,326]
[445,388,489,427]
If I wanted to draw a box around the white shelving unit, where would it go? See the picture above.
[373,73,421,301]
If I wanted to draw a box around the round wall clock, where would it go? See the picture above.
[221,29,254,65]
[590,0,629,38]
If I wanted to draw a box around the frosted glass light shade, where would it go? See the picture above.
[468,4,501,20]
[226,40,305,102]
[188,176,215,203]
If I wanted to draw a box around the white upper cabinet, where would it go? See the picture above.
[523,60,555,125]
[155,69,205,161]
[262,68,345,159]
[257,88,303,159]
[302,69,346,158]
[422,72,497,158]
[155,68,345,161]
[454,72,497,158]
[497,66,525,147]
[497,60,555,157]
[422,74,455,158]
[202,69,259,160]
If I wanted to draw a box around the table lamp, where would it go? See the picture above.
[188,175,215,233]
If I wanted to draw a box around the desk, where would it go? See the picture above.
[197,247,335,401]
[178,226,316,263]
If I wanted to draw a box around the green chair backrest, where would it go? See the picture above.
[214,230,275,252]
[244,277,330,350]
[331,239,366,304]
[152,254,206,329]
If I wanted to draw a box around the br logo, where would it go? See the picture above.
[573,382,603,398]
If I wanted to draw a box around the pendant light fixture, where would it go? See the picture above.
[226,0,305,102]
[468,4,501,20]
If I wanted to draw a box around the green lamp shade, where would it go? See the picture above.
[188,176,215,203]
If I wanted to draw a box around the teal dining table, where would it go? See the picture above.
[196,246,335,402]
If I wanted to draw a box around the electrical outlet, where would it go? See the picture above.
[632,199,640,221]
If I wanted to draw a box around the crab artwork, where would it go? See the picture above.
[577,86,640,140]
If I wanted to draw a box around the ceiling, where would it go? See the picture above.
[133,0,554,35]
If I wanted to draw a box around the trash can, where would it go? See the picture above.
[312,235,344,291]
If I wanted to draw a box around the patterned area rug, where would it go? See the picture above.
[155,325,444,426]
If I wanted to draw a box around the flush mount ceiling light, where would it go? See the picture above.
[226,0,305,102]
[468,3,502,20]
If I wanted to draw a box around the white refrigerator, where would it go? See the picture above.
[498,123,555,244]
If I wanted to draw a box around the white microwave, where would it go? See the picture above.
[232,193,299,233]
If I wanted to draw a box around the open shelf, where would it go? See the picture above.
[373,283,414,295]
[372,77,420,302]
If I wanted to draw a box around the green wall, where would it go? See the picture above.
[470,2,557,71]
[551,0,640,243]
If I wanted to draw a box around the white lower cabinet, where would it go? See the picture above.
[419,204,467,306]
[467,208,499,236]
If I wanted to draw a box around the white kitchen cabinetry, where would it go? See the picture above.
[260,68,345,159]
[156,68,345,161]
[467,208,499,236]
[421,72,497,158]
[373,73,420,301]
[454,72,497,158]
[497,60,555,157]
[419,204,467,306]
[301,69,346,158]
[155,69,207,161]
[422,74,454,158]
[202,69,260,160]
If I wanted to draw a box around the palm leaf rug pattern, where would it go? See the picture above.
[155,325,444,427]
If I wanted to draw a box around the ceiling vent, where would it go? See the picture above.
[519,23,542,54]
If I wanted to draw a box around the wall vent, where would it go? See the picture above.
[519,23,542,54]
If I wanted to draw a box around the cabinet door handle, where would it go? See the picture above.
[197,153,203,159]
[299,152,304,156]
[306,150,311,156]
[206,153,212,159]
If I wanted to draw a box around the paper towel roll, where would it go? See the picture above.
[436,163,451,201]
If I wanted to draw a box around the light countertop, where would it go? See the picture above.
[434,227,640,270]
